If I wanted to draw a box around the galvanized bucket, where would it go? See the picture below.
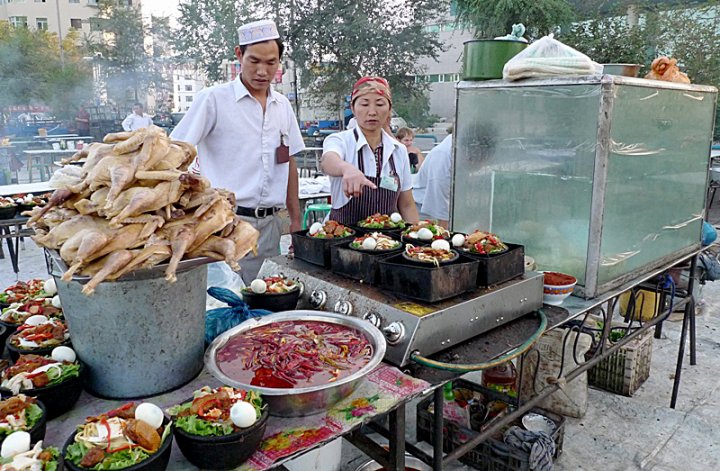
[47,251,209,398]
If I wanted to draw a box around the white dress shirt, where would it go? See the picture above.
[414,134,453,221]
[322,127,413,209]
[170,77,305,208]
[122,113,153,131]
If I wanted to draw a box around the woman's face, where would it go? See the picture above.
[352,96,391,132]
[400,135,413,147]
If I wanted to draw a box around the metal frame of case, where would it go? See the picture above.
[450,75,718,298]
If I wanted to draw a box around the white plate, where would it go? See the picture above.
[522,413,556,435]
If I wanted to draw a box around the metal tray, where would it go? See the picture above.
[378,253,479,303]
[459,243,525,287]
[44,249,215,283]
[330,242,402,284]
[291,229,355,267]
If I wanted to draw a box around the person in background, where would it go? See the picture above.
[121,103,153,131]
[413,133,453,228]
[396,127,424,173]
[75,105,90,136]
[171,19,304,283]
[321,76,419,225]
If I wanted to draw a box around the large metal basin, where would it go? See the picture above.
[205,311,386,417]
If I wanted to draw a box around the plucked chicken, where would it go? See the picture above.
[28,126,258,294]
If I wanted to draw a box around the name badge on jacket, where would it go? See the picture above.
[379,174,399,192]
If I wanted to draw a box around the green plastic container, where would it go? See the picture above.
[463,39,528,80]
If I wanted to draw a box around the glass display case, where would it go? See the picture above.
[451,76,717,298]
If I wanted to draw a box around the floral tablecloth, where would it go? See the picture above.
[239,364,431,470]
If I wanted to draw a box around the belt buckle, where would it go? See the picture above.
[254,207,264,218]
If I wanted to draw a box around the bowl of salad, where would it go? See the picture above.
[402,245,460,267]
[0,197,17,220]
[63,402,173,471]
[242,276,301,312]
[306,220,354,239]
[6,319,71,363]
[0,435,61,471]
[0,349,84,420]
[13,194,49,215]
[349,232,402,253]
[0,280,47,308]
[454,231,508,256]
[0,395,47,447]
[356,212,406,232]
[401,221,450,245]
[168,386,268,469]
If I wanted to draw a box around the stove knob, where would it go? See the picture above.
[383,322,405,345]
[333,300,353,316]
[309,290,327,310]
[363,311,382,328]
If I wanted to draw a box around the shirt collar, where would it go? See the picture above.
[354,127,403,153]
[233,76,279,104]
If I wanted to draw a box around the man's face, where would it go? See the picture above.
[235,41,280,94]
[132,105,143,115]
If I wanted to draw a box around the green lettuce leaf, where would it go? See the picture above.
[174,414,234,437]
[25,403,43,429]
[65,440,152,471]
[46,363,81,386]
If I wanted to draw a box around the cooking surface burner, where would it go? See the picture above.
[258,256,544,367]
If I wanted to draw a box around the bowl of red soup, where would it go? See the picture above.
[542,271,577,306]
[205,311,386,417]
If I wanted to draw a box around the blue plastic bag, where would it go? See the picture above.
[205,287,271,344]
[702,221,717,246]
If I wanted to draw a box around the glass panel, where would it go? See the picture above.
[597,85,714,284]
[452,84,602,284]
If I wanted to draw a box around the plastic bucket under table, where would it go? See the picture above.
[48,251,208,398]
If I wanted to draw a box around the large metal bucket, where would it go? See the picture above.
[463,39,527,80]
[47,251,208,398]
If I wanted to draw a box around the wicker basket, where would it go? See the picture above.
[586,326,653,396]
[416,379,565,471]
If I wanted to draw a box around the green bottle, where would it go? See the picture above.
[443,382,454,401]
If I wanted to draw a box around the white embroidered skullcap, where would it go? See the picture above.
[238,20,280,46]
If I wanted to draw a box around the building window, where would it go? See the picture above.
[70,18,82,29]
[69,0,80,3]
[9,16,28,28]
[87,0,97,4]
[36,17,48,30]
[184,85,193,91]
[89,17,103,31]
[186,96,193,103]
[35,0,47,3]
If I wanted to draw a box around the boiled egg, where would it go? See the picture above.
[451,233,466,248]
[230,401,257,428]
[43,278,57,296]
[135,402,164,429]
[51,295,61,309]
[431,239,451,252]
[52,346,76,363]
[361,237,377,250]
[1,431,30,458]
[407,231,418,239]
[308,222,323,235]
[390,212,402,223]
[250,279,267,294]
[417,228,434,241]
[24,315,48,327]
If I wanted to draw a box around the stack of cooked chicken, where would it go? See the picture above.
[27,126,258,295]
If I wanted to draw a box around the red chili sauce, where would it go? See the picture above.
[543,272,576,286]
[216,320,373,389]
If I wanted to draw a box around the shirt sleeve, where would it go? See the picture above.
[170,89,216,144]
[286,104,305,156]
[121,115,132,132]
[322,133,347,161]
[394,146,413,192]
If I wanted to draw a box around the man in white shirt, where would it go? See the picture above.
[171,19,304,283]
[121,103,154,131]
[413,134,453,227]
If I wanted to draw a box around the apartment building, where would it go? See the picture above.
[0,0,138,39]
[172,65,205,113]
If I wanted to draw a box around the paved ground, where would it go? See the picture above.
[2,234,719,471]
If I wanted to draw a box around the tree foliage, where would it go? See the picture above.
[0,22,92,120]
[454,0,576,39]
[86,0,157,107]
[172,0,254,83]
